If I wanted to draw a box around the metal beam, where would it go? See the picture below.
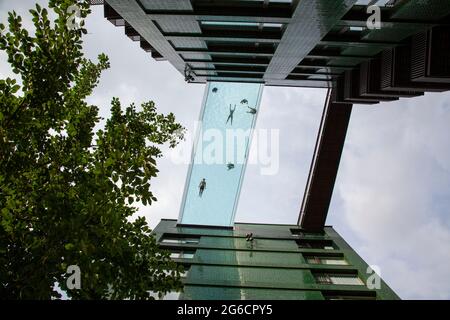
[298,89,352,232]
[145,14,292,24]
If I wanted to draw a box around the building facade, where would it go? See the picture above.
[96,0,450,98]
[153,219,399,300]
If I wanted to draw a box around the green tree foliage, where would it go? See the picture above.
[0,0,184,299]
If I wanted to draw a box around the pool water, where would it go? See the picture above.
[178,82,264,226]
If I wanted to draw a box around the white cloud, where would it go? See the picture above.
[329,93,450,299]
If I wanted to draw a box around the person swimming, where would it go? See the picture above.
[240,99,248,105]
[212,87,218,93]
[247,106,257,114]
[227,163,235,170]
[226,104,236,125]
[199,178,206,197]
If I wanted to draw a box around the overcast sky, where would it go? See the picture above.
[1,1,450,300]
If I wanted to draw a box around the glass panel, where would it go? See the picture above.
[170,251,196,259]
[162,237,199,244]
[306,257,321,264]
[181,252,195,259]
[163,239,182,244]
[263,23,283,28]
[330,275,364,285]
[297,240,336,250]
[325,295,376,300]
[315,274,332,284]
[322,258,348,265]
[349,26,365,32]
[178,82,264,226]
[307,256,347,265]
[201,21,259,27]
[356,0,391,5]
[202,21,283,29]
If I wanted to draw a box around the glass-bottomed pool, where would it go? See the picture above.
[178,82,264,226]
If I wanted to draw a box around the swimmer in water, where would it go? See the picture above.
[199,178,206,197]
[247,106,257,115]
[226,104,236,125]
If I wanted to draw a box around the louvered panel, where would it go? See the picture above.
[351,68,396,102]
[392,0,450,21]
[333,77,347,104]
[365,58,422,98]
[410,31,428,81]
[381,45,448,92]
[395,46,412,84]
[343,71,352,101]
[359,61,369,96]
[341,70,380,105]
[380,49,394,90]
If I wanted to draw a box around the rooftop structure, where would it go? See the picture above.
[94,0,450,94]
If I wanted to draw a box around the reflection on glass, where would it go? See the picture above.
[170,251,196,259]
[178,82,264,226]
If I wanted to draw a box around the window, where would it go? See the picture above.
[306,256,348,265]
[201,21,259,27]
[349,26,365,32]
[315,274,364,286]
[263,23,283,28]
[161,236,200,245]
[290,228,325,237]
[324,294,376,300]
[330,275,364,285]
[170,251,196,259]
[297,239,337,250]
[201,21,284,30]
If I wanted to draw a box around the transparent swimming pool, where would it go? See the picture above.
[178,82,264,226]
